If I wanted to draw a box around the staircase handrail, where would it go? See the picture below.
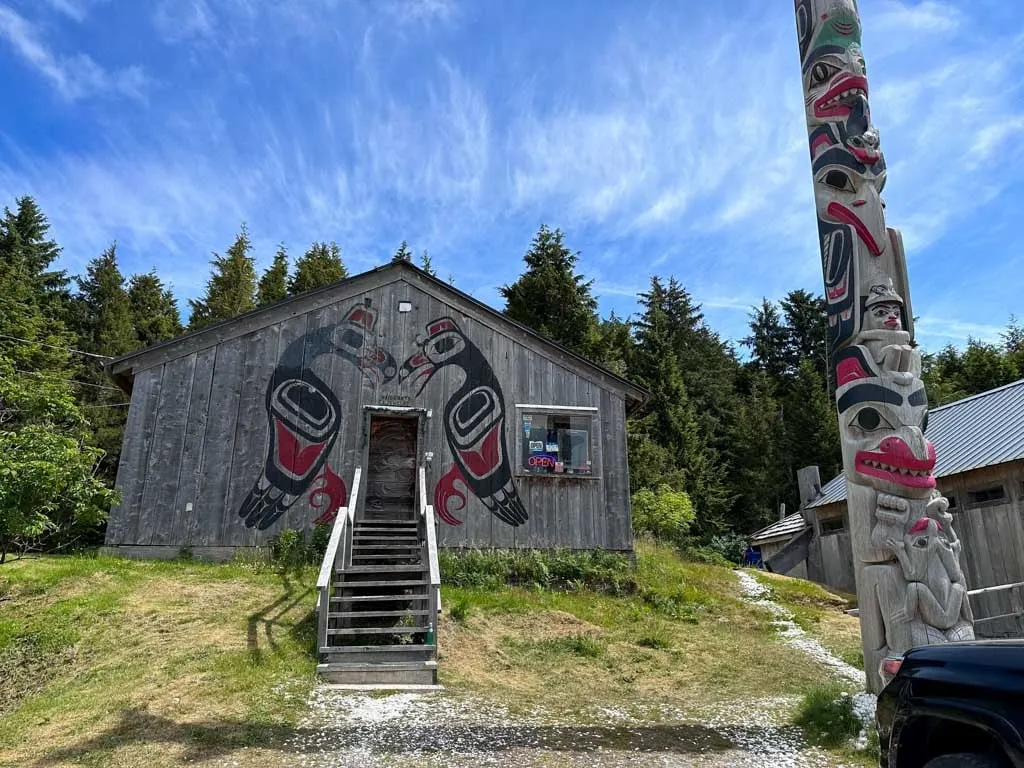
[316,467,361,652]
[419,466,441,636]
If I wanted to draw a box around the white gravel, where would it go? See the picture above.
[735,569,878,749]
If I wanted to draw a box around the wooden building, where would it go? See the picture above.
[102,261,645,560]
[750,379,1024,636]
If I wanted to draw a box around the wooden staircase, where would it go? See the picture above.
[316,467,441,687]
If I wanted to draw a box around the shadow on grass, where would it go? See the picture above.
[33,707,297,765]
[34,705,794,763]
[246,572,318,664]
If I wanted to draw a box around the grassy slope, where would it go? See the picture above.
[1,542,866,767]
[438,540,864,720]
[0,556,317,768]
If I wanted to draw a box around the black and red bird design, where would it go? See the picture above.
[238,303,397,530]
[398,316,527,527]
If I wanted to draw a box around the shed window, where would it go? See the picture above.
[945,493,958,510]
[820,516,845,535]
[519,409,595,476]
[967,485,1007,506]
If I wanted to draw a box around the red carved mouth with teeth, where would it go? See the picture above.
[814,75,869,118]
[855,437,936,489]
[827,202,883,256]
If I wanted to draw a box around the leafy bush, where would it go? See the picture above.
[448,597,470,623]
[631,485,695,546]
[681,546,733,568]
[439,548,635,594]
[0,357,117,563]
[268,523,332,572]
[793,684,862,748]
[707,533,749,565]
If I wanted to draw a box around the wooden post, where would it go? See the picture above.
[793,0,974,692]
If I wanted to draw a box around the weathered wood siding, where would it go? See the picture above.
[802,462,1024,634]
[106,273,634,554]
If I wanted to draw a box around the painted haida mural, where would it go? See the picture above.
[238,304,397,530]
[399,317,527,527]
[238,306,528,531]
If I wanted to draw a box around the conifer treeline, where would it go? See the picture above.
[2,196,1022,547]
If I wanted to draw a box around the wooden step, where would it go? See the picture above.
[319,661,437,671]
[344,564,423,573]
[331,593,428,603]
[330,609,430,618]
[320,644,435,655]
[334,579,427,588]
[327,625,426,636]
[351,544,421,550]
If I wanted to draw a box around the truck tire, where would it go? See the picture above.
[924,754,1003,768]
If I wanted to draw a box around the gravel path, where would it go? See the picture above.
[235,571,874,767]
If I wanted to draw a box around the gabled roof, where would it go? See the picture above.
[106,260,648,403]
[749,512,809,545]
[809,378,1024,508]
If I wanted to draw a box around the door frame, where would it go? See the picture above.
[360,405,430,513]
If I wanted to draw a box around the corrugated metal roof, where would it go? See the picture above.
[749,512,810,544]
[808,378,1024,508]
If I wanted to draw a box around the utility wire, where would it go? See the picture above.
[0,333,113,361]
[12,368,125,394]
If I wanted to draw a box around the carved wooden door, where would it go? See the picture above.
[363,416,418,521]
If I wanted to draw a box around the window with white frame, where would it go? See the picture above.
[517,406,597,477]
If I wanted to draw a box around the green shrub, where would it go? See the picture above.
[448,597,470,623]
[439,548,635,594]
[793,684,862,748]
[681,546,733,568]
[631,485,695,545]
[707,533,749,565]
[269,525,332,572]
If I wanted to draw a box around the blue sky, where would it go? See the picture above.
[1,0,1021,352]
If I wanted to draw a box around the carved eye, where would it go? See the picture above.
[811,62,839,87]
[913,537,929,549]
[851,407,893,433]
[824,169,855,192]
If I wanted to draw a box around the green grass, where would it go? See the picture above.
[793,684,863,748]
[437,540,858,722]
[751,569,864,672]
[0,554,317,767]
[1,541,874,767]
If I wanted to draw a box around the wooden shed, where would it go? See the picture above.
[103,261,646,560]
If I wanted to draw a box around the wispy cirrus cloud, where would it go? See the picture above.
[0,4,147,100]
[1,0,1021,349]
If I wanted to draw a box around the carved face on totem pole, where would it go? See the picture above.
[798,0,891,350]
[835,346,935,501]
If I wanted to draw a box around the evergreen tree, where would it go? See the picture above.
[726,368,789,531]
[75,245,137,358]
[633,280,731,534]
[188,225,258,330]
[289,241,347,295]
[780,289,828,381]
[420,249,437,277]
[392,240,413,263]
[593,313,633,376]
[258,245,289,306]
[0,197,74,373]
[743,299,790,381]
[128,271,183,347]
[1003,316,1024,379]
[73,244,137,477]
[500,225,600,357]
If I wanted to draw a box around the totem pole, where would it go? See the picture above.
[793,0,974,692]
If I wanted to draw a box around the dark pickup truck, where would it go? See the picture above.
[876,641,1024,768]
